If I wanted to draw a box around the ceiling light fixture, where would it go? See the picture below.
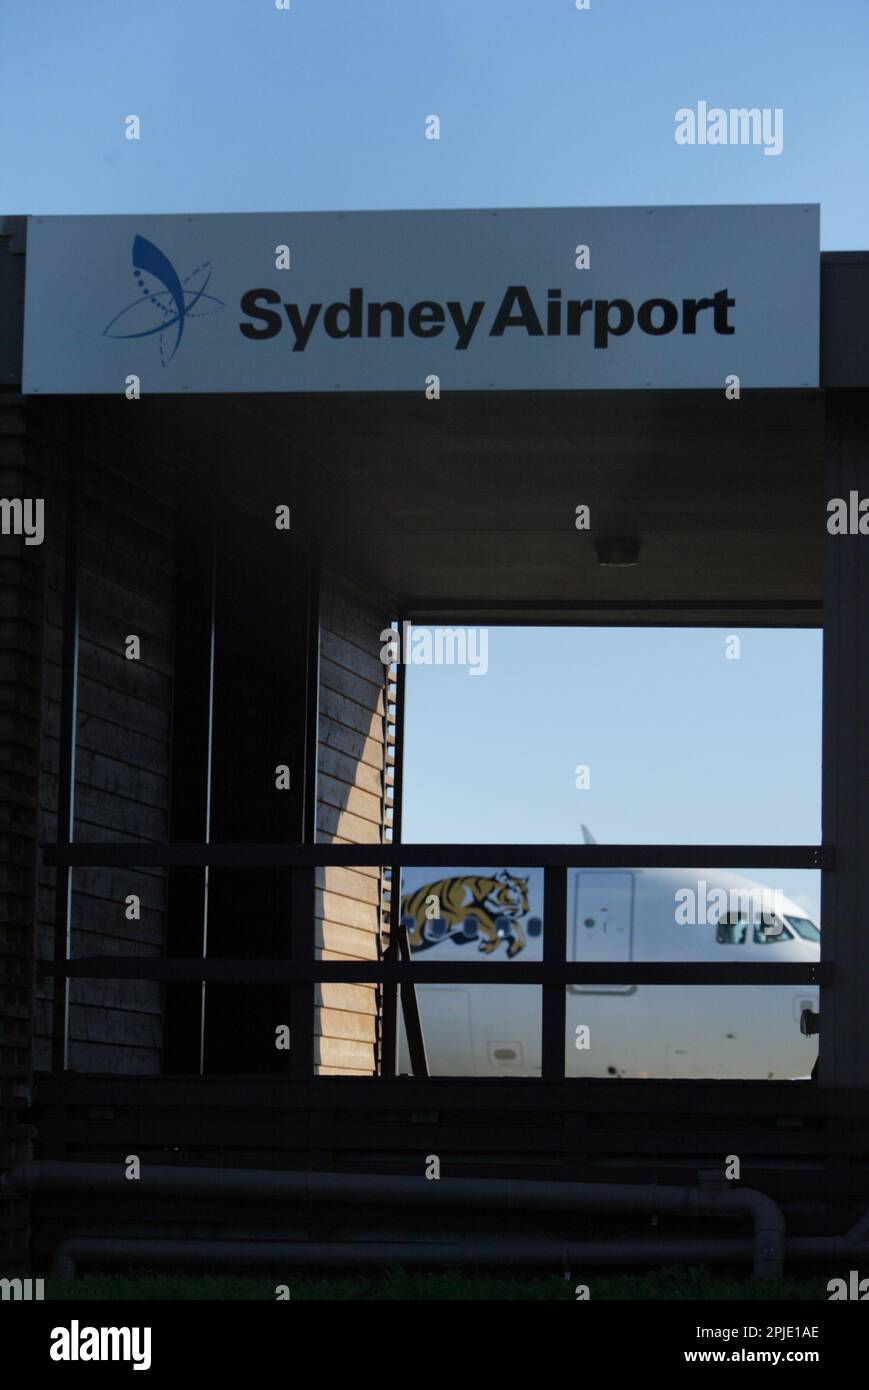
[595,538,641,567]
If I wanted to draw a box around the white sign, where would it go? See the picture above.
[22,206,819,393]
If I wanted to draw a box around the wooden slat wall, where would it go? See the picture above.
[35,420,175,1075]
[19,407,391,1082]
[315,572,390,1075]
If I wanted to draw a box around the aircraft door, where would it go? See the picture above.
[569,870,635,995]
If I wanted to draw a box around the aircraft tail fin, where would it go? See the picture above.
[580,824,597,846]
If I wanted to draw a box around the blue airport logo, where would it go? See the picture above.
[103,235,225,365]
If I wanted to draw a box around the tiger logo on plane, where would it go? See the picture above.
[401,870,530,958]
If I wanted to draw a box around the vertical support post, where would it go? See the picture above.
[541,866,567,1080]
[302,545,320,844]
[397,921,428,1077]
[293,545,320,1078]
[381,616,407,1077]
[290,866,316,1077]
[51,407,81,1074]
[819,389,869,1086]
[164,470,215,1075]
[390,619,407,852]
[379,937,399,1077]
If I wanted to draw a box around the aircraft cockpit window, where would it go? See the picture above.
[753,918,791,944]
[785,916,821,943]
[716,917,747,945]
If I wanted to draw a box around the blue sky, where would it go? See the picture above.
[1,0,866,246]
[3,0,853,920]
[403,627,823,919]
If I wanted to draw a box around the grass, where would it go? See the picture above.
[44,1264,831,1301]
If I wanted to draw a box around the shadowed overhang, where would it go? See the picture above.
[104,385,826,627]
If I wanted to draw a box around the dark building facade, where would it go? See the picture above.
[2,213,869,1274]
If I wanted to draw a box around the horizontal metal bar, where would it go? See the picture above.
[39,957,831,986]
[409,617,823,631]
[406,599,823,614]
[42,842,831,870]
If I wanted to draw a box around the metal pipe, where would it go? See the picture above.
[6,1160,786,1278]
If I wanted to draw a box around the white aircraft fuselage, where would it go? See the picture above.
[398,866,820,1079]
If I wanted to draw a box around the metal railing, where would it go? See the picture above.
[41,841,831,1081]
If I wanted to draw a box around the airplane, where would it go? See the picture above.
[396,829,820,1079]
